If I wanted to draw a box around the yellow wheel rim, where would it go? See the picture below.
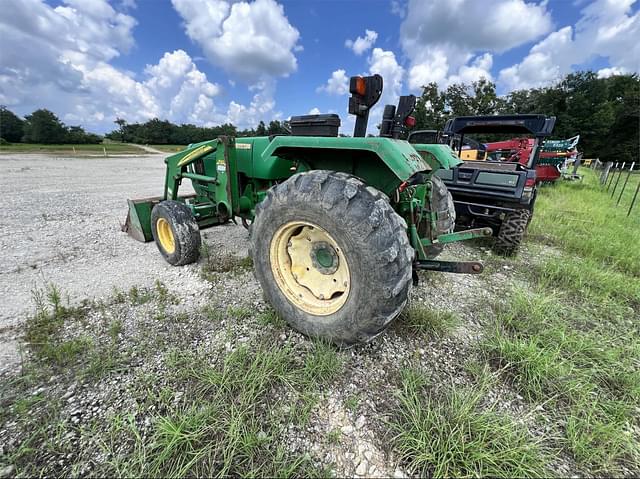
[156,218,176,254]
[270,221,350,316]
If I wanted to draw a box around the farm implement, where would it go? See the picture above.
[124,74,490,345]
[482,135,581,183]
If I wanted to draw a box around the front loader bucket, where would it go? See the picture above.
[122,197,162,242]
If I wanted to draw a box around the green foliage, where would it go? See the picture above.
[0,105,24,142]
[22,109,68,144]
[6,107,101,144]
[104,117,289,145]
[413,77,505,131]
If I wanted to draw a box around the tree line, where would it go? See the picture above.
[413,72,639,162]
[105,118,290,145]
[0,108,102,144]
[1,71,637,162]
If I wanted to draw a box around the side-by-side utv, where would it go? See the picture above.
[409,114,556,256]
[124,75,491,345]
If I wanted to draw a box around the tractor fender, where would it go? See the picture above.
[260,136,430,193]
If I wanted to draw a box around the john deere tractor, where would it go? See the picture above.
[124,74,491,345]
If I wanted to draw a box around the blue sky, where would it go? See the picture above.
[1,0,638,134]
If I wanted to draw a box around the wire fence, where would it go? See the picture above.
[595,160,640,217]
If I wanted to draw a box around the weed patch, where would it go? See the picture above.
[391,368,548,478]
[398,303,459,338]
[200,242,253,280]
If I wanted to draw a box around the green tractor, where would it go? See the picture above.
[124,74,491,345]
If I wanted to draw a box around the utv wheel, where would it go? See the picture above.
[494,209,531,256]
[151,200,201,265]
[250,170,414,346]
[419,176,456,258]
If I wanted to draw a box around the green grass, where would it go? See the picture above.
[391,368,549,478]
[106,339,341,477]
[398,303,459,338]
[6,286,342,477]
[148,144,188,153]
[480,287,639,473]
[0,142,146,155]
[475,170,640,474]
[529,169,640,276]
[5,167,640,477]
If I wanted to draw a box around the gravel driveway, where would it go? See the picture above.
[0,153,247,371]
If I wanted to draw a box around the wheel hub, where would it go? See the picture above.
[310,241,338,274]
[270,221,350,316]
[156,217,175,254]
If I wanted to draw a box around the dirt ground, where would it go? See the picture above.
[0,153,247,372]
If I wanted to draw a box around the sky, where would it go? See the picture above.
[0,0,638,135]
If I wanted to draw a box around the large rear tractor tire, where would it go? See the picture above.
[250,170,414,346]
[494,209,531,256]
[419,176,456,258]
[151,200,201,265]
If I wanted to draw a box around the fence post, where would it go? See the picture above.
[617,162,635,206]
[601,161,613,185]
[571,153,582,178]
[606,162,619,190]
[611,162,626,198]
[628,178,640,217]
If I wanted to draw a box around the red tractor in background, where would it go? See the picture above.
[484,135,581,183]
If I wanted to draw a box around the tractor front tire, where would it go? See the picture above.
[494,209,531,256]
[250,171,414,346]
[151,200,201,266]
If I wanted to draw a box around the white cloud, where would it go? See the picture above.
[171,0,300,83]
[308,107,321,115]
[0,0,230,131]
[317,69,350,95]
[597,66,627,78]
[499,0,640,91]
[345,29,378,56]
[447,53,494,85]
[401,0,552,54]
[367,48,405,133]
[226,79,278,128]
[401,0,552,89]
